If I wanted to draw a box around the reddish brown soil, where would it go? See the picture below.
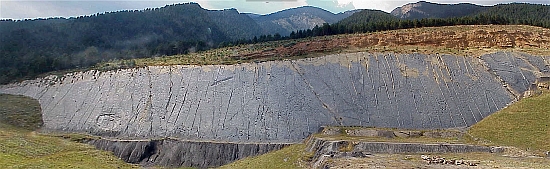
[234,25,550,60]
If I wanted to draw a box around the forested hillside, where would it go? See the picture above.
[0,3,254,83]
[0,3,354,84]
[208,8,267,40]
[287,3,549,39]
[252,6,357,36]
[476,3,550,26]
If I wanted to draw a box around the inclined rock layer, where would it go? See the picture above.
[86,138,289,168]
[1,52,548,143]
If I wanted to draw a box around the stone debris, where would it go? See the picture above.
[421,155,478,166]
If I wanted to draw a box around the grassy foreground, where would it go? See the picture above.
[468,88,550,153]
[218,144,311,169]
[0,94,138,169]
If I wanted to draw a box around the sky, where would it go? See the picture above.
[1,0,549,20]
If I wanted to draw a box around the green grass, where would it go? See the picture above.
[468,88,550,153]
[0,94,42,130]
[0,94,139,169]
[217,144,311,169]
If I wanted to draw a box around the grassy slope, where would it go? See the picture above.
[468,88,550,152]
[217,144,311,169]
[0,94,139,169]
[0,94,42,130]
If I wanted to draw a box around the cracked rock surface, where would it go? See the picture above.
[1,52,548,143]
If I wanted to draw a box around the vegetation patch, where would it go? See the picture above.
[468,88,550,153]
[0,94,42,130]
[218,144,311,169]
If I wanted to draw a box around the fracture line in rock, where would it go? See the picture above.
[438,56,467,127]
[147,67,154,135]
[428,60,447,128]
[290,61,342,125]
[398,55,416,127]
[384,54,402,127]
[176,69,193,134]
[80,75,109,130]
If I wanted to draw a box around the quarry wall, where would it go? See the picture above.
[1,52,548,143]
[86,138,289,168]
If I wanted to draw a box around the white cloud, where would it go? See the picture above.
[334,0,353,8]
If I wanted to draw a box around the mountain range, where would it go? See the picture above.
[248,6,358,36]
[391,1,488,19]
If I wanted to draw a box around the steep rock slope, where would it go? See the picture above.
[1,52,547,143]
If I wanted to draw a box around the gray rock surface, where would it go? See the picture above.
[1,52,548,143]
[306,137,499,156]
[87,138,289,168]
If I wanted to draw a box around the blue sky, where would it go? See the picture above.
[1,0,549,19]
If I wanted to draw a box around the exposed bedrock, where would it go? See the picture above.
[305,137,504,169]
[86,138,289,168]
[306,137,502,160]
[1,52,549,143]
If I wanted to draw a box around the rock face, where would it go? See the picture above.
[251,6,357,36]
[390,1,486,19]
[86,138,289,168]
[1,52,548,144]
[306,138,502,157]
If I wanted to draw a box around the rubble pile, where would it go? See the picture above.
[421,155,478,166]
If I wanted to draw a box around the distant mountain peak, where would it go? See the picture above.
[252,5,358,36]
[391,1,486,19]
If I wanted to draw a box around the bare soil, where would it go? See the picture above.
[234,25,550,61]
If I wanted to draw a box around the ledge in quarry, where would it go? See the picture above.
[1,51,549,167]
[305,137,504,168]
